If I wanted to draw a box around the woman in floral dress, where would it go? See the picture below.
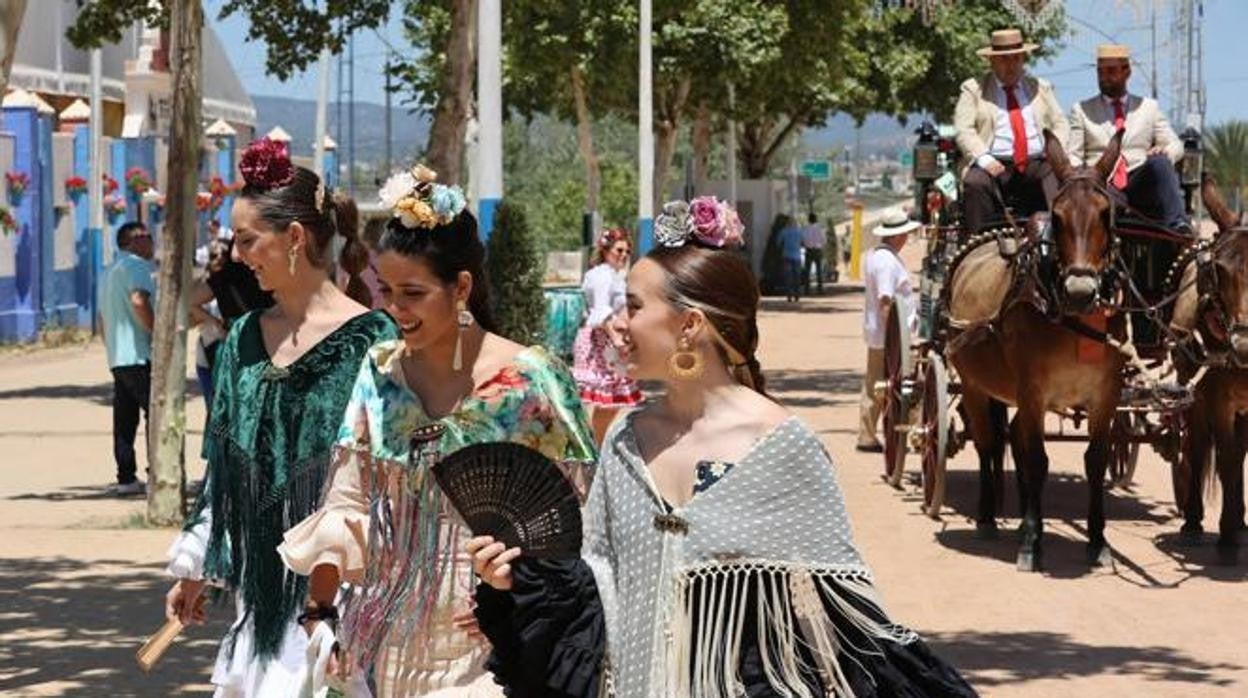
[279,166,595,697]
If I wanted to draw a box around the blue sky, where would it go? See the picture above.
[212,0,1247,127]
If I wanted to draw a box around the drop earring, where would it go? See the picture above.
[453,299,474,371]
[287,245,299,276]
[668,336,704,381]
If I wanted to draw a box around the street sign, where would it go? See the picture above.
[800,160,832,182]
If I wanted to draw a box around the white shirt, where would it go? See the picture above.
[581,263,627,327]
[976,80,1044,169]
[863,246,914,348]
[801,223,827,249]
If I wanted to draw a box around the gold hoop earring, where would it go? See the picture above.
[453,299,474,372]
[287,245,299,276]
[668,336,703,381]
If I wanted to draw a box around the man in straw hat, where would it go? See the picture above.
[955,28,1069,235]
[1067,44,1191,235]
[856,209,919,453]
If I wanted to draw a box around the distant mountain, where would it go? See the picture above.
[801,112,929,157]
[251,95,431,164]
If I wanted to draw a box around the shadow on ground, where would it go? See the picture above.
[920,470,1185,579]
[925,630,1243,691]
[0,381,203,407]
[766,368,861,409]
[759,297,859,315]
[0,557,228,696]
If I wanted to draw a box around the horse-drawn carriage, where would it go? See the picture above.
[875,122,1232,570]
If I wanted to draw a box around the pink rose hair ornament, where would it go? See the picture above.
[654,196,745,249]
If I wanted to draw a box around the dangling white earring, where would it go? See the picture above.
[453,299,474,371]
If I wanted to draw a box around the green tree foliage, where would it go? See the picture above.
[503,115,637,254]
[1205,120,1248,213]
[67,0,391,79]
[486,201,546,345]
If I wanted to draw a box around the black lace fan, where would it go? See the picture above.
[432,442,583,559]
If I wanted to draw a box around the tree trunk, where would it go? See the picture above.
[738,114,804,179]
[570,65,600,215]
[425,0,476,185]
[0,0,27,97]
[653,77,690,211]
[147,0,202,526]
[691,102,712,191]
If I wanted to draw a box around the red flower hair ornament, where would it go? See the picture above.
[239,138,295,190]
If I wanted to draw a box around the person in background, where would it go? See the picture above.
[857,209,919,453]
[97,221,155,496]
[800,212,828,295]
[336,216,386,308]
[573,227,643,444]
[777,215,804,303]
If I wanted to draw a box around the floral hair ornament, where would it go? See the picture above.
[597,227,631,250]
[378,164,467,230]
[654,196,745,249]
[239,137,296,190]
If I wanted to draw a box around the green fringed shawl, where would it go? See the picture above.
[185,309,397,660]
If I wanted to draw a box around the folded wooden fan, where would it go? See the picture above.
[432,442,583,559]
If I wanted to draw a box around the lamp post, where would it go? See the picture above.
[638,0,654,253]
[477,0,503,241]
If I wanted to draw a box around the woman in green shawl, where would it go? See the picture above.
[162,138,396,697]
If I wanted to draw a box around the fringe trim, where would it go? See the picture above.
[201,423,333,660]
[334,444,461,696]
[662,559,916,698]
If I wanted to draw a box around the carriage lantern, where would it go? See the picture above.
[912,121,941,183]
[1180,127,1202,215]
[1180,127,1202,188]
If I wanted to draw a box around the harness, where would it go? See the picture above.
[1162,228,1248,374]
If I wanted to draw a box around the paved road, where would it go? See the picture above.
[1,245,1245,696]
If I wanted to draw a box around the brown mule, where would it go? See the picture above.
[1174,177,1248,564]
[948,130,1127,572]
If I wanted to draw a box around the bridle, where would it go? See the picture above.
[1048,172,1123,311]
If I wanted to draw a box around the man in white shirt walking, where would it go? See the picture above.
[801,212,828,296]
[857,210,919,452]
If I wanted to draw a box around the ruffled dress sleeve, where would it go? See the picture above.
[277,352,377,585]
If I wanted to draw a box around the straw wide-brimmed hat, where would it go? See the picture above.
[1096,44,1131,60]
[977,28,1039,57]
[874,209,920,238]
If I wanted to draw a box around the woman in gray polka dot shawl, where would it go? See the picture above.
[472,200,975,698]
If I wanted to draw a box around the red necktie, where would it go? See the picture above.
[1004,84,1029,172]
[1111,99,1128,189]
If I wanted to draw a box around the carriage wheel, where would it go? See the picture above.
[1108,413,1142,489]
[882,298,912,486]
[921,355,950,519]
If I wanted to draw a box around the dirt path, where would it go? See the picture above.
[1,256,1246,695]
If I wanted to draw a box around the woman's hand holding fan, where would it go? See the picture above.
[467,535,523,590]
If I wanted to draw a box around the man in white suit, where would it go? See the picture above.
[1067,44,1191,235]
[955,28,1070,234]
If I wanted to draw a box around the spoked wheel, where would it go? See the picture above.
[921,354,950,519]
[1108,412,1143,489]
[882,298,912,487]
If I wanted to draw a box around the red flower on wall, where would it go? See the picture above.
[125,167,152,195]
[6,171,30,198]
[102,174,119,196]
[65,176,88,196]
